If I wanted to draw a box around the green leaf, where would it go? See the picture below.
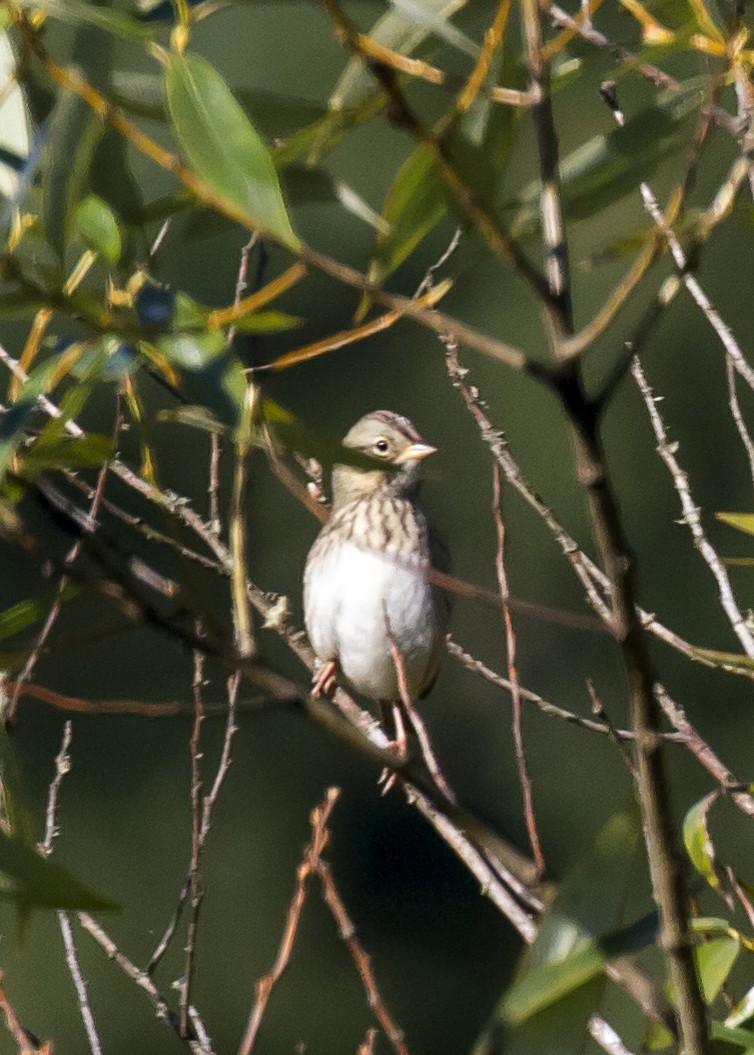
[155,405,227,434]
[176,356,246,431]
[157,331,227,370]
[274,93,386,168]
[710,1019,754,1049]
[696,937,740,1004]
[0,289,49,320]
[726,983,754,1029]
[477,809,642,1055]
[165,52,300,250]
[329,0,471,112]
[717,512,754,537]
[15,0,150,40]
[683,792,723,891]
[368,144,448,286]
[282,165,387,232]
[0,401,37,482]
[0,589,78,646]
[42,90,105,261]
[75,193,122,264]
[21,434,113,477]
[502,911,656,1026]
[0,723,34,848]
[510,81,703,234]
[262,399,398,472]
[231,310,302,333]
[0,828,117,911]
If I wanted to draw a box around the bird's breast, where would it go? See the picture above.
[304,502,441,700]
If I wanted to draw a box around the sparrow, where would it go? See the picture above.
[303,411,447,705]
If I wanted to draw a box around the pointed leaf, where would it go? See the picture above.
[510,81,703,233]
[329,0,470,111]
[42,90,104,260]
[166,52,300,250]
[726,982,754,1029]
[368,144,448,286]
[15,0,150,41]
[696,936,740,1004]
[157,331,227,370]
[0,400,37,481]
[21,434,113,477]
[75,193,122,264]
[683,791,723,891]
[480,809,642,1055]
[717,512,754,537]
[0,828,117,911]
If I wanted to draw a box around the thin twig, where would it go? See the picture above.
[588,1015,638,1055]
[237,789,337,1055]
[40,724,103,1055]
[41,720,72,853]
[78,912,213,1055]
[385,623,457,805]
[58,912,103,1055]
[0,973,47,1055]
[447,638,682,741]
[181,647,206,1037]
[312,790,412,1055]
[147,670,241,975]
[654,684,754,818]
[631,357,754,658]
[725,354,754,492]
[493,464,544,875]
[9,405,116,725]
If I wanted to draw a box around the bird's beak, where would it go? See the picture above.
[395,442,437,464]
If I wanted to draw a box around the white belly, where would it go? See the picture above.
[304,539,439,701]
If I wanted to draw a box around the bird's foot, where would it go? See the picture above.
[378,702,409,795]
[311,659,338,698]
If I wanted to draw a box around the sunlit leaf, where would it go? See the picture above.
[709,1019,754,1049]
[727,982,754,1029]
[329,0,471,112]
[75,193,122,264]
[683,792,723,891]
[696,936,740,1004]
[231,311,302,333]
[157,331,227,370]
[166,52,300,250]
[717,512,754,537]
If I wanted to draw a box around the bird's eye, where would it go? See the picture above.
[374,438,390,456]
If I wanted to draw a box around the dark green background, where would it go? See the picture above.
[2,2,754,1052]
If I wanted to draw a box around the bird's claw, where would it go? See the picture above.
[311,659,338,698]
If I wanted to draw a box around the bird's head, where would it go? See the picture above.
[331,411,436,509]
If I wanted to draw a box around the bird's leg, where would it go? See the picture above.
[311,658,339,697]
[378,699,408,795]
[384,617,457,806]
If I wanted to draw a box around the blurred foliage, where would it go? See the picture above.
[0,0,753,1052]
